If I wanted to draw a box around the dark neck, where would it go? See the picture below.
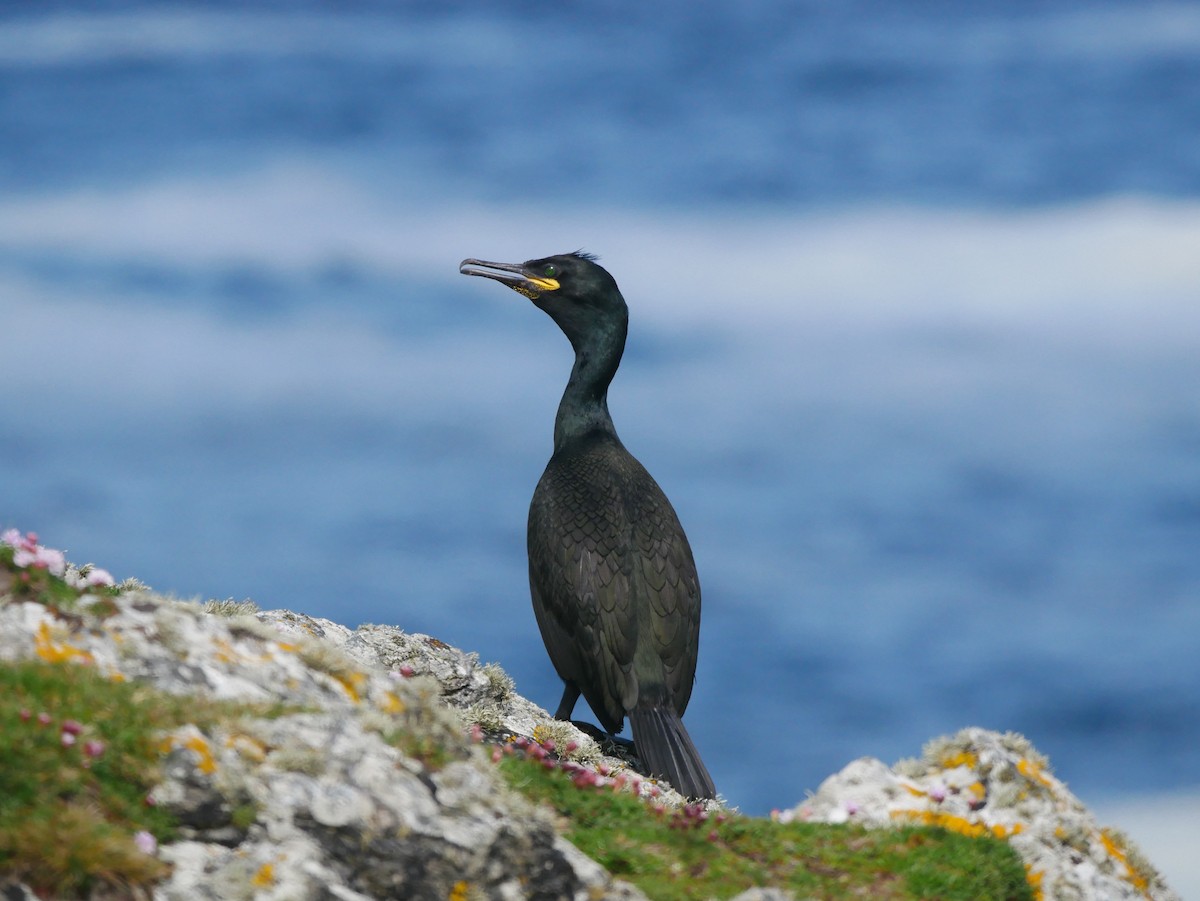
[553,321,627,453]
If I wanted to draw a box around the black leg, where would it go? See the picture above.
[554,682,580,720]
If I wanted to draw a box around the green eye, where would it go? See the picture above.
[544,265,557,277]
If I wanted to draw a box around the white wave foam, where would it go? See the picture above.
[0,9,509,68]
[2,163,1198,343]
[4,5,1200,68]
[0,265,558,429]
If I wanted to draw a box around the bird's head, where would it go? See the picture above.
[459,251,628,350]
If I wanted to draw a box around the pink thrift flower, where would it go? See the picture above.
[85,568,115,587]
[11,540,67,576]
[37,712,52,726]
[61,732,77,747]
[84,740,106,758]
[61,720,84,736]
[19,709,31,721]
[37,547,66,577]
[134,831,158,855]
[1,528,21,547]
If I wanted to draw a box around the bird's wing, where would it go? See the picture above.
[528,449,639,732]
[628,463,702,714]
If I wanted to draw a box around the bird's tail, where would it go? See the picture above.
[627,705,717,800]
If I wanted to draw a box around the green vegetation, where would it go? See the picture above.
[501,754,1034,901]
[1,532,279,898]
[0,657,293,897]
[3,536,1035,899]
[0,659,177,895]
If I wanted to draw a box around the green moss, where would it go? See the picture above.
[500,755,1034,901]
[0,658,272,897]
[231,802,260,831]
[0,660,172,894]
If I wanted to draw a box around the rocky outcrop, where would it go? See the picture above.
[0,585,651,901]
[787,728,1179,901]
[0,530,1181,900]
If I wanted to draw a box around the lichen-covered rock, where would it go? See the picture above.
[0,592,646,901]
[784,727,1179,901]
[255,609,582,748]
[1,544,1182,901]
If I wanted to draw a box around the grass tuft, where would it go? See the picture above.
[500,751,1034,901]
[0,660,177,895]
[0,657,278,897]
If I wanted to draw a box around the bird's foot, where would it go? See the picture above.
[559,720,636,756]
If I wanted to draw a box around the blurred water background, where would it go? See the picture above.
[2,1,1198,890]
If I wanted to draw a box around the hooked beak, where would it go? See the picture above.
[459,258,560,299]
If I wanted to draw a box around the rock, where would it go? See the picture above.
[783,726,1180,901]
[0,591,646,901]
[0,535,1182,901]
[256,610,566,744]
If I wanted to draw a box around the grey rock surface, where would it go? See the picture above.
[0,544,1182,901]
[0,591,646,901]
[784,727,1179,901]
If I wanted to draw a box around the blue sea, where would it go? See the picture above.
[2,0,1198,864]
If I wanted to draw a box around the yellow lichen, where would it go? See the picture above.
[186,735,217,774]
[1026,866,1045,901]
[448,880,470,901]
[380,690,407,715]
[226,733,269,763]
[940,751,978,769]
[1017,757,1054,788]
[1100,828,1153,896]
[34,622,95,665]
[892,809,976,837]
[251,862,276,888]
[335,671,368,703]
[890,808,1022,841]
[212,638,239,664]
[160,733,218,774]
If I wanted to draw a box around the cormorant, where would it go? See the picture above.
[459,251,717,800]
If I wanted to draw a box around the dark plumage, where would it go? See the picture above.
[459,251,716,800]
